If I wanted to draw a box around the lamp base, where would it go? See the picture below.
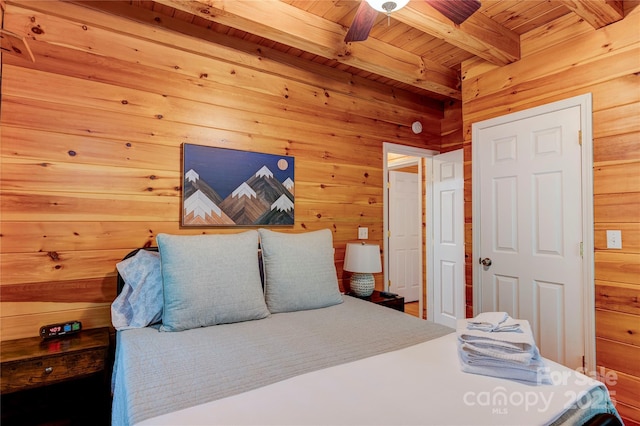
[350,273,375,297]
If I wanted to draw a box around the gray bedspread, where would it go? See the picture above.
[112,296,453,425]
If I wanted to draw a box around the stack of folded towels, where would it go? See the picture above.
[457,312,551,385]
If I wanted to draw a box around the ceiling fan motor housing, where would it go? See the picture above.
[366,0,410,13]
[347,0,478,43]
[382,1,399,12]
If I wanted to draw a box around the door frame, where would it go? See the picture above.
[383,143,438,319]
[471,93,595,371]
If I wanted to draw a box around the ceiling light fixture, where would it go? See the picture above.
[365,0,410,14]
[365,0,409,25]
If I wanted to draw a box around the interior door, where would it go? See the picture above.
[432,150,465,328]
[388,170,420,302]
[475,104,584,369]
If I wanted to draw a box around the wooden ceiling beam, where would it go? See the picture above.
[1,28,35,62]
[71,0,444,117]
[558,0,624,29]
[395,1,520,66]
[154,0,461,99]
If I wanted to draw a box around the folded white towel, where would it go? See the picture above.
[466,311,514,332]
[467,321,522,332]
[470,311,509,325]
[457,349,552,385]
[459,339,541,365]
[457,318,535,351]
[466,312,522,332]
[459,341,535,365]
[456,314,551,385]
[459,335,531,353]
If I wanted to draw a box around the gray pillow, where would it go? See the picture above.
[258,228,343,313]
[157,231,269,332]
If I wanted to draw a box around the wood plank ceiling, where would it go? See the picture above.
[81,0,626,106]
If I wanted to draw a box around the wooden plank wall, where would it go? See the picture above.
[458,6,640,425]
[0,1,443,341]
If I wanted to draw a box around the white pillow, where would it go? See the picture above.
[259,228,343,313]
[111,250,163,330]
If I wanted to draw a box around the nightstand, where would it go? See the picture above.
[349,290,405,312]
[1,327,111,424]
[1,327,110,394]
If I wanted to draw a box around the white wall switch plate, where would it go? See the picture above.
[358,227,368,239]
[606,230,622,249]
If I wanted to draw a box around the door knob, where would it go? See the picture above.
[480,258,492,267]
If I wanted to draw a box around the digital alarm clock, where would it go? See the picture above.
[40,321,82,339]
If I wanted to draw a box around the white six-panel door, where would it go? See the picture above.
[475,105,584,369]
[388,171,420,302]
[432,150,465,328]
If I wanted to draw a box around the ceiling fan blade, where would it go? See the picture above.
[344,1,379,43]
[425,0,481,25]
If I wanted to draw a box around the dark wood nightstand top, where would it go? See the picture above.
[1,328,109,364]
[348,290,405,312]
[1,328,110,394]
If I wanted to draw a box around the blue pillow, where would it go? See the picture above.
[157,231,269,331]
[259,228,343,313]
[112,250,163,330]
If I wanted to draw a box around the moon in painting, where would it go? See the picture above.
[277,158,289,171]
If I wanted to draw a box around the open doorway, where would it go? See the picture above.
[383,143,465,325]
[383,143,436,319]
[388,156,421,304]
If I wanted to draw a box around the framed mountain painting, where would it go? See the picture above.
[181,143,294,227]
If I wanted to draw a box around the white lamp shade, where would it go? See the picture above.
[344,243,382,273]
[365,0,410,13]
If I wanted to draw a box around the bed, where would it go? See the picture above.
[111,229,620,426]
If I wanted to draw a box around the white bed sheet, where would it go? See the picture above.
[138,333,612,426]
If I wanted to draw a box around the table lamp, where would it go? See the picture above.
[344,242,382,297]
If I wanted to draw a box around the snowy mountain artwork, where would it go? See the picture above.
[181,143,294,226]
